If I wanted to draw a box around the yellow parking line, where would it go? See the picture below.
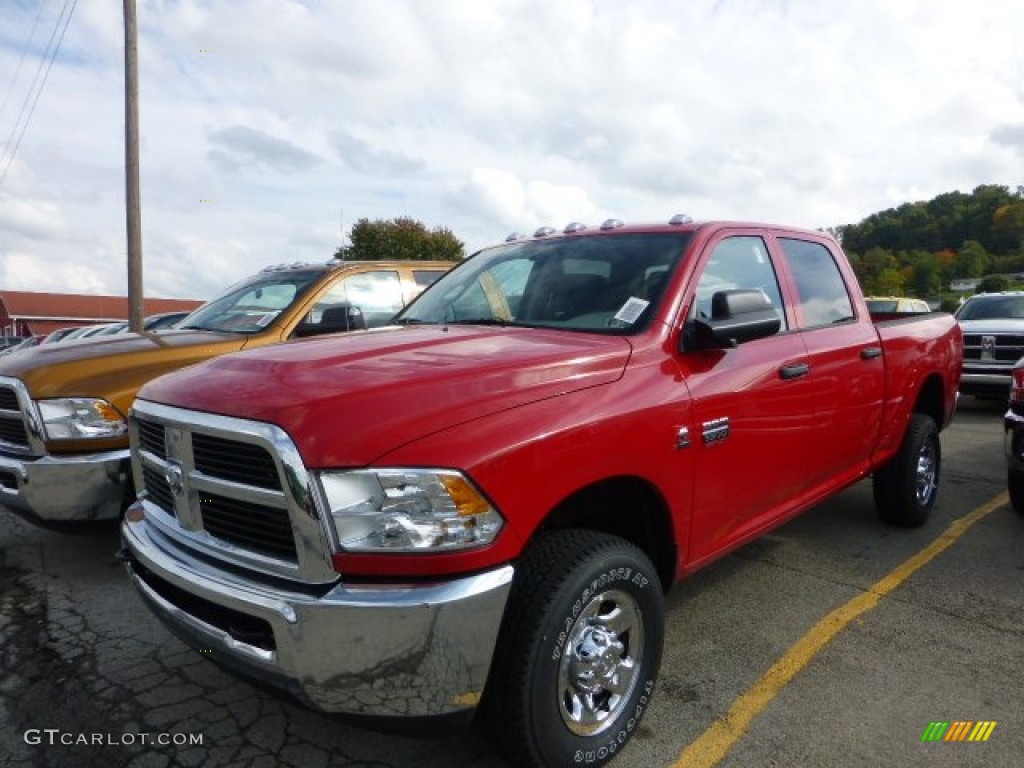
[671,492,1007,768]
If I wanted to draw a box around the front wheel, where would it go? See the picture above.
[873,414,940,527]
[479,530,664,768]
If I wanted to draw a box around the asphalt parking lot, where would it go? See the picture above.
[1,397,1022,768]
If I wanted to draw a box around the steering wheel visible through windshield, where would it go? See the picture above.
[178,269,324,334]
[395,232,691,334]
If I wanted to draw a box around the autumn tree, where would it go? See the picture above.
[337,217,464,262]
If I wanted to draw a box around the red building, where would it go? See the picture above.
[0,291,203,338]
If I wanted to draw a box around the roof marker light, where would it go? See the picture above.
[563,222,587,233]
[533,226,556,238]
[505,232,525,242]
[669,214,694,225]
[600,219,624,230]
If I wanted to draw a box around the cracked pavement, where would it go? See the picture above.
[0,518,511,768]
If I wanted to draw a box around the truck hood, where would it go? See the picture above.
[140,325,633,466]
[956,319,1024,334]
[0,330,251,407]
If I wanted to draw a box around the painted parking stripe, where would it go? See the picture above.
[671,492,1007,768]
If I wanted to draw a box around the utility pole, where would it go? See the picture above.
[124,0,144,331]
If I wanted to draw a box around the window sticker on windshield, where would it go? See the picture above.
[613,297,649,325]
[256,312,279,327]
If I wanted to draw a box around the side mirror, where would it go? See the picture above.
[685,289,781,350]
[293,304,367,338]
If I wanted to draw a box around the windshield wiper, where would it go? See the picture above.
[394,317,436,326]
[447,317,511,326]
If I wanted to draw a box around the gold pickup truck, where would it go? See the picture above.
[0,259,452,526]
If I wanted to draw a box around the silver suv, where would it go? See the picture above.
[955,292,1024,397]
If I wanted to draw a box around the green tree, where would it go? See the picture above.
[977,275,1010,293]
[337,217,464,262]
[954,240,988,278]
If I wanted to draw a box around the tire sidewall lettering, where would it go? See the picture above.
[572,681,655,763]
[552,566,649,662]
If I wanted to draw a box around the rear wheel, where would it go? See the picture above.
[480,530,664,768]
[873,414,940,527]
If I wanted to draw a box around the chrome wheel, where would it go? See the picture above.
[915,439,938,506]
[557,588,644,736]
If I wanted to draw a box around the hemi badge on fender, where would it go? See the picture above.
[702,417,730,445]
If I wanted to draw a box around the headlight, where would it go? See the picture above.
[35,398,127,440]
[317,469,504,553]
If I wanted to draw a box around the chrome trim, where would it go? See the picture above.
[701,417,730,445]
[676,426,691,450]
[130,399,337,585]
[0,376,46,456]
[123,514,514,717]
[0,447,130,521]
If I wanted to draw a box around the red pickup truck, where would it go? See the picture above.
[121,219,961,767]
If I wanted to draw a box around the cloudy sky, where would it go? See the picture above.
[0,0,1022,300]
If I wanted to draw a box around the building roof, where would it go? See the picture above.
[0,291,203,336]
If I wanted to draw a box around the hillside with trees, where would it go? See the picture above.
[837,184,1024,304]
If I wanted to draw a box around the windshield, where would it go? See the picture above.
[396,232,692,334]
[956,296,1024,321]
[178,269,324,334]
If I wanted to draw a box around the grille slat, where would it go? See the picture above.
[137,420,166,459]
[192,433,281,490]
[200,493,296,560]
[0,388,19,410]
[0,419,28,445]
[142,464,175,515]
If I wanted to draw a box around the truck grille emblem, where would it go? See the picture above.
[164,461,185,497]
[981,336,996,361]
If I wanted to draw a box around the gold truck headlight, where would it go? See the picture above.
[35,398,128,440]
[317,469,504,552]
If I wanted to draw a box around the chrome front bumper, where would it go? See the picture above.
[121,508,514,718]
[0,448,130,522]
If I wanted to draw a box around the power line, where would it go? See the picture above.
[0,0,48,121]
[0,0,78,185]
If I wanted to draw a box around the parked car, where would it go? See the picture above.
[865,296,931,315]
[954,291,1024,397]
[0,335,43,356]
[120,218,961,768]
[1005,359,1024,513]
[0,259,454,526]
[40,327,80,344]
[142,311,190,331]
[59,324,110,342]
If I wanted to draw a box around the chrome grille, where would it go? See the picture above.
[962,333,1024,363]
[130,399,334,583]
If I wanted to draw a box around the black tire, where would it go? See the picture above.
[873,414,940,527]
[1008,470,1024,515]
[479,530,664,768]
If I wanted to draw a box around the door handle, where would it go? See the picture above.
[779,362,810,380]
[861,346,883,360]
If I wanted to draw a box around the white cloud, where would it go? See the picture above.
[0,0,1022,299]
